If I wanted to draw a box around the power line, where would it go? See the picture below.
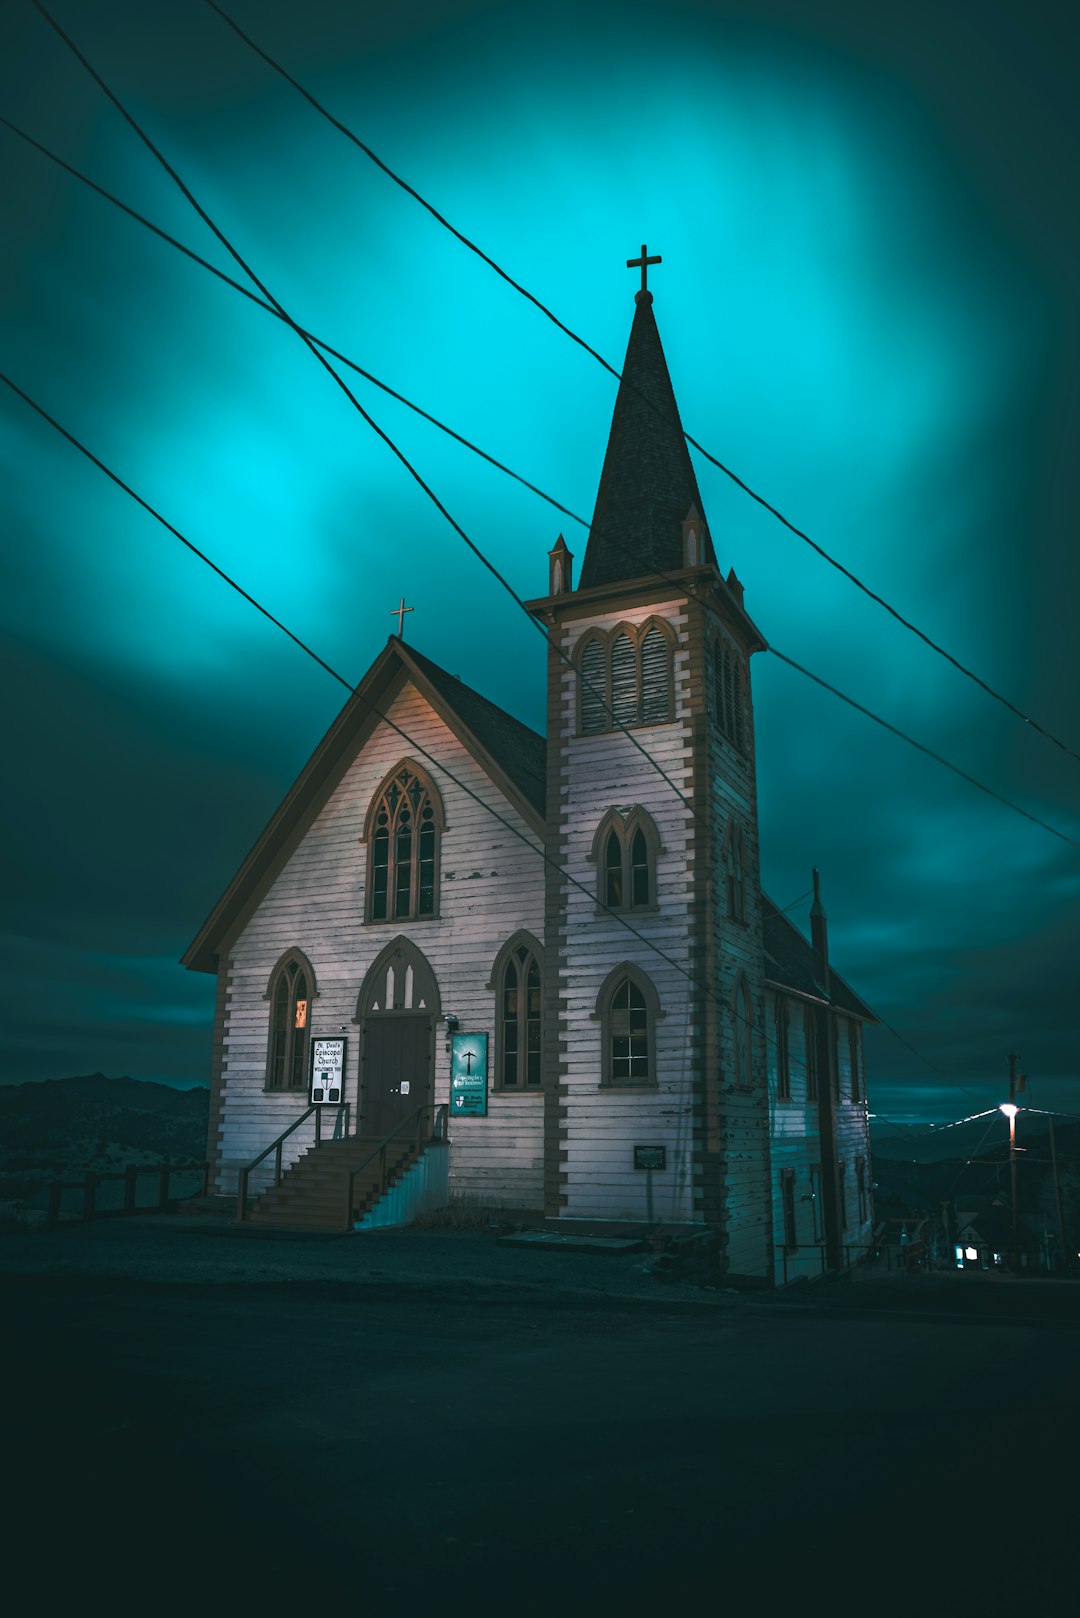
[202,0,1080,769]
[769,650,1080,850]
[0,364,731,1019]
[30,1,703,843]
[11,88,1076,862]
[0,114,586,540]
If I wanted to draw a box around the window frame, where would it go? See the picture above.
[362,760,446,925]
[575,618,676,736]
[594,963,664,1089]
[263,949,317,1094]
[488,932,544,1094]
[590,807,661,914]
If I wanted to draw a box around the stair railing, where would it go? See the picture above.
[344,1102,446,1229]
[237,1101,351,1221]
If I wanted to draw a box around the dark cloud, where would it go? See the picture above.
[2,0,1077,1119]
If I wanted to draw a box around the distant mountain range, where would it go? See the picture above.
[0,1073,210,1190]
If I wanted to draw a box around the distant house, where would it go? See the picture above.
[183,275,877,1282]
[953,1194,1037,1269]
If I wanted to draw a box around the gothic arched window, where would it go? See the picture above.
[733,977,753,1090]
[595,964,663,1087]
[364,762,444,923]
[592,808,660,912]
[265,951,315,1092]
[722,819,748,924]
[640,625,672,724]
[490,933,543,1091]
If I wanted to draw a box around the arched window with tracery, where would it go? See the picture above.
[490,933,543,1091]
[595,964,663,1087]
[265,952,315,1092]
[365,762,444,923]
[733,977,753,1090]
[592,808,660,912]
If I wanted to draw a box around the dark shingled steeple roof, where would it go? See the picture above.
[579,291,713,589]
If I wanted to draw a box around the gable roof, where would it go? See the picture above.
[403,645,546,818]
[182,638,546,974]
[579,291,714,590]
[762,894,877,1022]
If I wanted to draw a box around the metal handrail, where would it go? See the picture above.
[344,1102,448,1230]
[237,1100,351,1221]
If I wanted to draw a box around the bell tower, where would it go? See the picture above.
[528,258,773,1273]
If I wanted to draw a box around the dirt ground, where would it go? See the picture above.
[3,1217,1077,1614]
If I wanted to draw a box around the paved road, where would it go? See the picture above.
[4,1221,1077,1612]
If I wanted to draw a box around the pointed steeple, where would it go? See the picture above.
[579,289,713,590]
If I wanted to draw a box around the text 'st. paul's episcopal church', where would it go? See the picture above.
[184,272,875,1282]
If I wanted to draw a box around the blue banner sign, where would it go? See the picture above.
[450,1033,488,1117]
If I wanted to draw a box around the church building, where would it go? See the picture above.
[183,264,876,1283]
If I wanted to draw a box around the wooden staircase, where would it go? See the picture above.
[246,1136,421,1231]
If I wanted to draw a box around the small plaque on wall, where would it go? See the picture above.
[633,1144,666,1170]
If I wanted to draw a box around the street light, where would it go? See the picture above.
[1000,1101,1019,1272]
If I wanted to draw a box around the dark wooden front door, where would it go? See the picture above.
[362,1014,431,1138]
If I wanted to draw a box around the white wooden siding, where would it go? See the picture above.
[213,680,545,1209]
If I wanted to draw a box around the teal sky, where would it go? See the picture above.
[2,0,1077,1122]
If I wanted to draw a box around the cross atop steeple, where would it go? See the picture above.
[626,242,662,295]
[390,597,413,639]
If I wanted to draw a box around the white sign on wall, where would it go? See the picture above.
[310,1037,346,1104]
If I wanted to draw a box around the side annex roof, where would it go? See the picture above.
[761,894,877,1023]
[182,638,546,975]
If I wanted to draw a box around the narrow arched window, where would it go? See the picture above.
[640,626,671,724]
[610,632,637,726]
[593,809,659,913]
[611,978,649,1083]
[493,936,543,1090]
[604,829,623,907]
[733,979,753,1089]
[366,764,442,922]
[267,956,312,1092]
[630,828,650,906]
[580,636,606,735]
